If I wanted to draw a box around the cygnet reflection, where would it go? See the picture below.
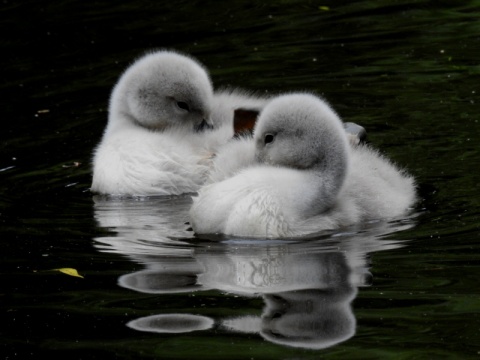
[93,194,195,257]
[115,240,395,350]
[93,196,414,350]
[127,314,214,334]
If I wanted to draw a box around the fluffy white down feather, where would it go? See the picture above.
[91,50,269,196]
[190,93,416,238]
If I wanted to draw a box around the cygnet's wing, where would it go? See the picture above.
[205,136,256,184]
[345,144,417,219]
[191,166,325,238]
[190,168,290,238]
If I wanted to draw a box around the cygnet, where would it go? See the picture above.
[189,93,416,238]
[91,50,269,196]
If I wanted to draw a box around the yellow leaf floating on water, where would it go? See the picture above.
[53,268,84,278]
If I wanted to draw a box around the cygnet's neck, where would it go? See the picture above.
[103,81,136,135]
[296,143,350,218]
[318,156,349,209]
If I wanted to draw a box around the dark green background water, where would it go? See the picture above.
[1,1,479,359]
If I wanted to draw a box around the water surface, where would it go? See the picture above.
[1,1,480,359]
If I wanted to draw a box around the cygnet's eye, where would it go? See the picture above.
[264,133,275,145]
[176,101,190,112]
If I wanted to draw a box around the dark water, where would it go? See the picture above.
[1,1,480,359]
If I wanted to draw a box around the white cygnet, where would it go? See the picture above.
[189,93,416,238]
[91,50,268,196]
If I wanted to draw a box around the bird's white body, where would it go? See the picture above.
[190,93,416,238]
[92,125,233,196]
[91,50,269,196]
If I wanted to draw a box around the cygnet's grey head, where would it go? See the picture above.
[254,93,350,186]
[110,50,214,132]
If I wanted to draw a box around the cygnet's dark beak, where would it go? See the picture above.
[194,119,214,132]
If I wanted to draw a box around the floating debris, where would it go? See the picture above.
[53,268,84,278]
[62,162,82,168]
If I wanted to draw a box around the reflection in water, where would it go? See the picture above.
[128,314,214,334]
[93,195,414,350]
[93,195,195,256]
